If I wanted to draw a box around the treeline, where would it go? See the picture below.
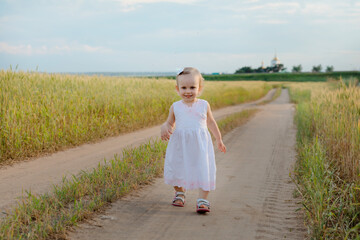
[291,64,334,73]
[235,64,284,74]
[235,64,335,74]
[203,71,360,82]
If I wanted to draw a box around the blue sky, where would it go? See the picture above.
[0,0,359,73]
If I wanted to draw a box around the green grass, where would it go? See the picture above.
[294,138,359,239]
[0,108,260,240]
[289,80,360,239]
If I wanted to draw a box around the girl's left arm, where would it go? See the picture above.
[207,103,226,153]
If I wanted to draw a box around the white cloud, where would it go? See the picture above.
[301,3,334,15]
[243,0,259,3]
[118,0,199,4]
[218,1,360,25]
[0,42,113,55]
[257,19,287,24]
[228,2,300,12]
[299,2,360,24]
[215,1,301,25]
[104,0,201,11]
[0,42,43,55]
[82,44,109,53]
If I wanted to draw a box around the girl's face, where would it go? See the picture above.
[176,74,202,103]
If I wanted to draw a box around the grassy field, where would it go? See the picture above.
[287,79,360,239]
[200,71,360,82]
[2,69,359,238]
[0,70,272,165]
[0,109,260,240]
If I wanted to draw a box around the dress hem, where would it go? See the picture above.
[164,178,216,191]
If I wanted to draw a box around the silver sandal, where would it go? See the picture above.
[196,198,210,213]
[172,191,185,207]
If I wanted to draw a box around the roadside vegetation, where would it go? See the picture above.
[0,70,272,165]
[0,108,260,240]
[288,78,360,239]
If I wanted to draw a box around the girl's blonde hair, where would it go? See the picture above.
[176,67,204,89]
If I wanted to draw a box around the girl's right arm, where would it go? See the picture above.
[161,105,175,141]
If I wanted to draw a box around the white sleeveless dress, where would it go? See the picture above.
[164,99,216,191]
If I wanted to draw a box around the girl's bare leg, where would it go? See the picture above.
[173,186,185,204]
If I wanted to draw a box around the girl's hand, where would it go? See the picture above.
[161,105,175,141]
[217,139,226,153]
[161,124,173,141]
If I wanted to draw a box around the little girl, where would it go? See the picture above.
[161,67,226,214]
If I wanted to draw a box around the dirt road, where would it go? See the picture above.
[0,89,276,217]
[69,89,307,240]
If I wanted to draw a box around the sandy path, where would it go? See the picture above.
[0,89,275,216]
[69,89,306,240]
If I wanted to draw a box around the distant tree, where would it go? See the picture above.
[235,64,285,74]
[312,64,322,73]
[272,64,284,73]
[326,65,334,72]
[292,65,302,73]
[235,66,253,74]
[254,67,266,73]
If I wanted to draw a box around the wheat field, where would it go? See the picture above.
[0,70,271,164]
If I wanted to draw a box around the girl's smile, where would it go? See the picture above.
[176,74,202,104]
